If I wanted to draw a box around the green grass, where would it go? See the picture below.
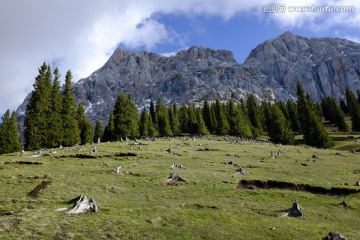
[1,137,360,239]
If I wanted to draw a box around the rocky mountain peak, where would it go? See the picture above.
[17,32,360,127]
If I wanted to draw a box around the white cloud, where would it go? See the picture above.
[0,0,359,115]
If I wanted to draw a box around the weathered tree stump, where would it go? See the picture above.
[281,201,303,217]
[66,195,99,215]
[323,231,346,240]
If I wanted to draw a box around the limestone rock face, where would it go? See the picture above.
[17,32,360,126]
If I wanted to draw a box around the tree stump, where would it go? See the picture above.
[323,231,346,240]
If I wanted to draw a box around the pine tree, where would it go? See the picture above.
[202,99,214,133]
[345,87,360,131]
[113,93,130,139]
[169,103,181,135]
[286,100,301,133]
[178,105,189,133]
[214,99,229,135]
[339,99,349,114]
[195,107,209,135]
[266,103,294,144]
[113,93,139,139]
[139,107,149,137]
[227,101,252,138]
[46,67,63,148]
[127,94,139,137]
[0,110,22,154]
[93,120,103,143]
[246,94,263,138]
[155,97,172,136]
[24,63,52,150]
[77,103,94,144]
[149,99,156,125]
[103,112,115,141]
[62,71,80,146]
[321,96,349,132]
[297,82,333,148]
[357,89,360,104]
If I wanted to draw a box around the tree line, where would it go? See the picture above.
[1,64,360,154]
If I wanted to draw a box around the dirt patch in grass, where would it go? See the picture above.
[28,181,51,198]
[57,154,113,159]
[238,180,360,196]
[4,161,42,165]
[115,152,137,157]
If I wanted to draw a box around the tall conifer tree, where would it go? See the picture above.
[24,63,52,150]
[0,110,22,154]
[156,97,172,136]
[297,82,333,148]
[93,120,103,143]
[62,71,80,146]
[246,94,263,138]
[46,67,63,148]
[345,87,360,131]
[77,102,94,144]
[214,99,229,135]
[103,112,115,142]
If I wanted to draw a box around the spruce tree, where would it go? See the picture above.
[155,97,172,136]
[266,104,294,144]
[77,103,94,144]
[345,87,360,131]
[297,82,333,148]
[246,94,263,138]
[339,99,349,114]
[149,99,156,125]
[169,103,181,135]
[195,107,209,135]
[214,99,229,135]
[24,63,52,150]
[178,105,189,133]
[93,120,103,143]
[227,101,252,138]
[0,110,22,154]
[62,71,80,146]
[286,100,301,133]
[202,99,214,133]
[46,67,63,148]
[126,94,139,137]
[103,112,115,141]
[139,107,149,136]
[113,93,139,139]
[168,108,178,136]
[113,93,130,139]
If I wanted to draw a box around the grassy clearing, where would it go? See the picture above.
[0,137,360,239]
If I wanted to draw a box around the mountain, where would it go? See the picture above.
[17,32,360,125]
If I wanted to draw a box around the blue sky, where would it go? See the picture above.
[1,0,360,115]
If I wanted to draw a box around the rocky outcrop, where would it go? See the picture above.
[16,32,360,125]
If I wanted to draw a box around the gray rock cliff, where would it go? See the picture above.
[17,32,360,125]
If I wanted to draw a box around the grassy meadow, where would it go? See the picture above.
[0,136,360,239]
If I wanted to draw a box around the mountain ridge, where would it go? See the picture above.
[17,32,360,125]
